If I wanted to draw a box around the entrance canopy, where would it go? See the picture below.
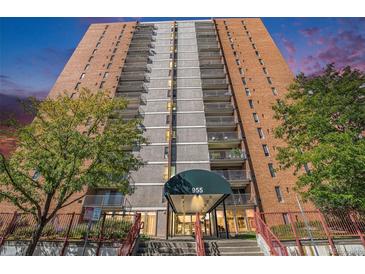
[164,169,232,214]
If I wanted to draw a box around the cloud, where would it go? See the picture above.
[0,74,48,98]
[299,27,320,37]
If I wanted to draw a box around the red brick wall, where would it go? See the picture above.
[216,18,314,212]
[0,22,136,215]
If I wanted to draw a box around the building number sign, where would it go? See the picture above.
[192,187,204,194]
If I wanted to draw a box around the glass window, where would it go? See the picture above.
[275,186,283,202]
[96,42,100,48]
[267,77,272,85]
[263,67,268,74]
[272,87,278,95]
[253,113,259,123]
[88,56,94,62]
[248,99,254,109]
[255,50,260,57]
[99,81,105,89]
[242,77,246,85]
[263,144,270,156]
[80,73,85,80]
[103,72,109,79]
[245,88,251,96]
[259,59,264,65]
[74,82,80,90]
[84,64,90,70]
[106,63,112,69]
[282,213,289,224]
[268,163,276,177]
[92,49,97,55]
[164,147,169,159]
[257,128,265,139]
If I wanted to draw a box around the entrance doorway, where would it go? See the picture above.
[170,212,212,237]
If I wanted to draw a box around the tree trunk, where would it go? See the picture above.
[25,219,47,256]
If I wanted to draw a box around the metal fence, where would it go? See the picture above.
[260,210,365,256]
[0,212,135,255]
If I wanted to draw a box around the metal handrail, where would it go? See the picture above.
[207,132,239,141]
[118,213,144,256]
[206,116,236,126]
[194,213,206,256]
[212,169,251,181]
[83,194,126,208]
[209,149,247,160]
[254,211,288,256]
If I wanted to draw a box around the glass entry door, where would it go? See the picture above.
[174,214,196,236]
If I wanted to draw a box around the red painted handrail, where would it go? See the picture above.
[118,213,144,256]
[194,213,206,256]
[254,211,288,256]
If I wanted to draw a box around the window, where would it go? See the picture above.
[275,186,283,202]
[233,51,237,57]
[282,213,289,224]
[96,42,100,48]
[242,78,247,85]
[253,113,259,123]
[105,25,109,29]
[92,49,97,55]
[110,55,115,61]
[268,163,276,177]
[252,43,256,49]
[88,56,94,62]
[106,63,112,69]
[113,48,117,53]
[272,87,278,96]
[99,36,104,41]
[263,144,270,156]
[248,99,254,109]
[75,82,81,90]
[84,64,90,70]
[263,67,268,74]
[255,50,260,57]
[231,44,234,50]
[118,35,122,40]
[304,163,310,173]
[164,147,169,159]
[80,73,85,80]
[245,88,251,96]
[244,25,247,30]
[116,41,120,47]
[258,59,264,65]
[99,81,105,89]
[235,59,240,65]
[267,77,272,85]
[257,128,265,139]
[103,72,109,79]
[249,37,253,43]
[241,20,245,25]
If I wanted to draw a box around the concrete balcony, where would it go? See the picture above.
[124,56,152,64]
[199,52,221,59]
[117,82,148,93]
[206,116,236,130]
[212,170,251,187]
[208,132,241,148]
[203,90,231,102]
[201,69,226,79]
[123,65,151,73]
[224,194,256,207]
[200,60,223,69]
[202,79,228,90]
[120,73,150,82]
[204,103,234,115]
[109,107,144,120]
[209,149,247,166]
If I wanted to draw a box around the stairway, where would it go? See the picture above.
[137,239,197,256]
[204,239,264,256]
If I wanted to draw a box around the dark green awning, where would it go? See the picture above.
[164,169,232,214]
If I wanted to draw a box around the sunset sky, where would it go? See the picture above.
[0,17,364,99]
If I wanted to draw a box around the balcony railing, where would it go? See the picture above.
[203,90,231,102]
[204,103,233,113]
[83,194,126,208]
[224,194,256,206]
[201,71,226,79]
[123,65,151,73]
[209,149,247,161]
[207,132,239,142]
[206,116,236,127]
[202,79,227,89]
[199,52,221,58]
[212,170,251,182]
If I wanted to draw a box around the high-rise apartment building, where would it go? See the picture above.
[1,18,314,238]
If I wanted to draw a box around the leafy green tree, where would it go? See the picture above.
[273,64,365,213]
[0,89,146,255]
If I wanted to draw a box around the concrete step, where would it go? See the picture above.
[137,240,197,256]
[204,239,264,256]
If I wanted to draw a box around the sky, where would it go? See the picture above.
[0,17,364,99]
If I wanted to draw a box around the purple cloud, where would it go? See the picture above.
[0,74,48,98]
[299,27,320,37]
